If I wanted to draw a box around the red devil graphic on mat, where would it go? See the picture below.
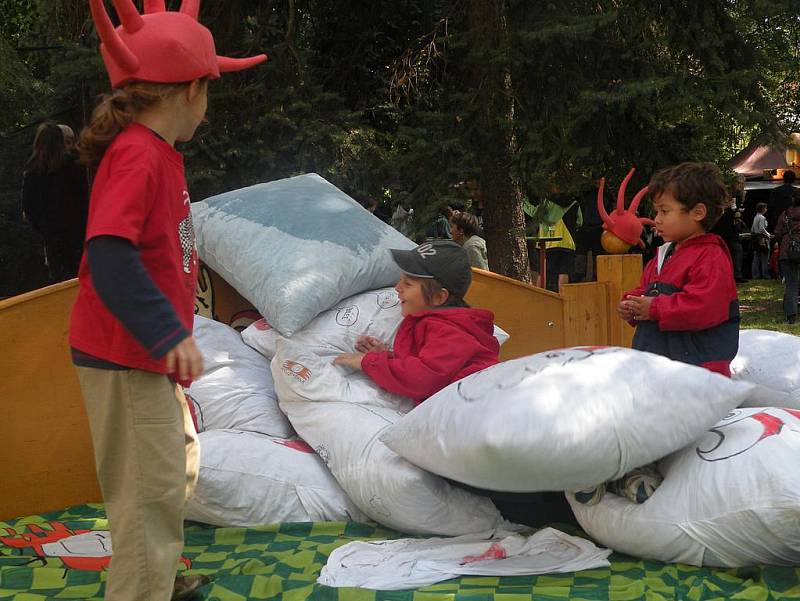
[696,408,800,462]
[0,521,190,572]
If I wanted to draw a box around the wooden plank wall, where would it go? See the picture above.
[0,280,101,520]
[466,269,565,360]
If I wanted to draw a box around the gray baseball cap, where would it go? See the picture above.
[390,240,472,299]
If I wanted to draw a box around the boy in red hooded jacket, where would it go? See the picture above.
[334,240,499,404]
[620,162,739,377]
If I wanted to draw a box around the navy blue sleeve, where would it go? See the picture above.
[87,235,189,359]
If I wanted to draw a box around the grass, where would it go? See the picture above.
[738,278,800,335]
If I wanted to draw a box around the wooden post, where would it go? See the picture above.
[596,254,643,347]
[561,281,610,347]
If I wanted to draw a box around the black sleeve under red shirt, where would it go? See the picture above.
[71,236,189,368]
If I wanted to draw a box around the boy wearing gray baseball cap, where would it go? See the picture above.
[334,240,499,404]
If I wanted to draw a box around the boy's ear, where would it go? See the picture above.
[433,287,450,307]
[186,78,206,102]
[690,203,707,223]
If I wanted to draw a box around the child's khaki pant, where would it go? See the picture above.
[77,367,199,601]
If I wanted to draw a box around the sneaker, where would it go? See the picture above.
[172,575,210,601]
[572,484,606,506]
[609,466,663,504]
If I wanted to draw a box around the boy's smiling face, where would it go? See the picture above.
[652,190,707,245]
[395,273,431,316]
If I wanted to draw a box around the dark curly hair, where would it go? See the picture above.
[648,162,728,231]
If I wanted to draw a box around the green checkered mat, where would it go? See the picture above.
[2,504,799,600]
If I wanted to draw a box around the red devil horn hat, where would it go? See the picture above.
[89,0,267,88]
[597,168,655,248]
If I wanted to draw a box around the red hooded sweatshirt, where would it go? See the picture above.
[361,307,500,404]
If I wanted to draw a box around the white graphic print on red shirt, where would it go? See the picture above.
[179,190,195,274]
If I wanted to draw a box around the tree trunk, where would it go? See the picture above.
[468,0,530,282]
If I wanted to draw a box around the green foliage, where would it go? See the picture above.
[0,0,798,292]
[0,0,39,45]
[0,34,37,132]
[3,0,793,202]
[730,0,800,134]
[505,0,776,201]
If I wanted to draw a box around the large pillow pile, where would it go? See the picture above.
[192,173,415,336]
[380,346,755,492]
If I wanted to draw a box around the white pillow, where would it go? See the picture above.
[381,346,755,492]
[241,286,511,360]
[271,340,503,536]
[186,430,366,527]
[242,287,403,359]
[192,173,415,336]
[493,324,510,346]
[569,407,800,567]
[188,315,293,437]
[731,329,800,408]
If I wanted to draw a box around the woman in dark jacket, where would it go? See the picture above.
[21,122,89,282]
[774,190,800,323]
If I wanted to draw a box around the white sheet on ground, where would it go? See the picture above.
[317,527,611,590]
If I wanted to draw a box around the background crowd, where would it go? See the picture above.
[20,121,88,283]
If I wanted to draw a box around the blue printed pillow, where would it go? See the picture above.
[192,173,414,336]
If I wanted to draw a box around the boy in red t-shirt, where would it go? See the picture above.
[70,3,265,600]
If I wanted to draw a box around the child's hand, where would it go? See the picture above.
[333,352,366,371]
[625,295,654,321]
[355,335,388,353]
[166,336,204,381]
[617,299,635,320]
